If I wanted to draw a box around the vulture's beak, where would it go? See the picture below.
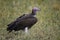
[37,8,41,11]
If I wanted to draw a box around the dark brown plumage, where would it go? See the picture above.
[7,7,40,33]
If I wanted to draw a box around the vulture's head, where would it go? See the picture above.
[31,7,40,15]
[32,7,40,13]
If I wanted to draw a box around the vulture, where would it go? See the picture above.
[7,7,40,33]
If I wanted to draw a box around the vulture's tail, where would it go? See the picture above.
[7,26,13,33]
[7,22,16,33]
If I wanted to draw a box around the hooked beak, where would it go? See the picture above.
[37,8,41,11]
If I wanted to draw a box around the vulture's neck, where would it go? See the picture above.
[31,10,36,16]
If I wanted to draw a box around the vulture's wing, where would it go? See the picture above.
[16,17,37,27]
[16,14,25,20]
[7,14,26,26]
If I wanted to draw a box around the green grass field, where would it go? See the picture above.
[0,0,60,40]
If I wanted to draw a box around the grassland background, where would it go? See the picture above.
[0,0,60,40]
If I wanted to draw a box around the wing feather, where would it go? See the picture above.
[7,14,25,26]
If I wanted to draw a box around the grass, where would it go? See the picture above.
[0,0,60,40]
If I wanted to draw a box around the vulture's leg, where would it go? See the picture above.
[25,27,28,34]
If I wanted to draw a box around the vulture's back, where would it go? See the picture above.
[16,16,37,26]
[13,14,37,31]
